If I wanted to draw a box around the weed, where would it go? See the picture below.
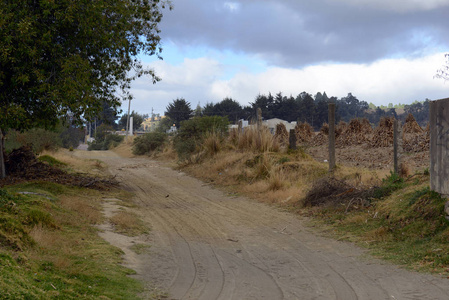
[130,243,151,255]
[38,155,68,167]
[372,171,405,199]
[110,211,148,236]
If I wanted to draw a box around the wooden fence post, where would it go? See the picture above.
[328,102,336,172]
[289,129,296,150]
[393,118,398,174]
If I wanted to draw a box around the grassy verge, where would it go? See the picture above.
[306,173,449,275]
[0,182,145,299]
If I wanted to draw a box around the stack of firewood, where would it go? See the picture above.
[274,123,289,145]
[336,118,373,148]
[295,122,314,143]
[370,117,395,147]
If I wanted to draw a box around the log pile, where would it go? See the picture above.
[294,122,314,143]
[336,118,372,148]
[402,114,428,152]
[402,114,423,134]
[310,123,329,146]
[370,117,394,148]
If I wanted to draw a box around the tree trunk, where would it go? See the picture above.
[0,129,5,179]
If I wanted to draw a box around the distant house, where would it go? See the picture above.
[264,118,297,133]
[141,114,165,132]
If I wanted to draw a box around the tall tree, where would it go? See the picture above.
[0,0,171,178]
[165,98,193,128]
[436,53,449,81]
[119,111,147,131]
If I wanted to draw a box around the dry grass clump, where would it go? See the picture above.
[203,131,223,156]
[295,122,314,144]
[238,126,280,152]
[59,195,102,225]
[267,169,285,191]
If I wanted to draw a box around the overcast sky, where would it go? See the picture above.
[125,0,449,116]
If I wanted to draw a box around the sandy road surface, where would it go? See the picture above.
[77,150,449,300]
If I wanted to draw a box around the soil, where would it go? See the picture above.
[74,150,449,300]
[307,144,429,172]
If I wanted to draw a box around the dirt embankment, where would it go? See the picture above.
[75,150,449,300]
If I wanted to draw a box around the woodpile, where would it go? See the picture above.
[336,121,347,138]
[370,117,394,148]
[402,114,423,134]
[310,123,329,146]
[402,114,427,152]
[274,123,289,145]
[294,122,314,143]
[336,118,372,148]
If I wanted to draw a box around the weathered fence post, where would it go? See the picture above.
[289,129,296,150]
[429,98,449,219]
[257,108,262,131]
[238,120,243,134]
[393,118,398,174]
[328,102,336,172]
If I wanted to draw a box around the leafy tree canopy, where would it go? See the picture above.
[0,0,170,178]
[0,0,170,131]
[118,111,148,131]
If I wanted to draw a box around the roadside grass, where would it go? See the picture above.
[304,173,449,275]
[40,149,107,175]
[0,145,161,299]
[110,211,149,237]
[0,183,145,299]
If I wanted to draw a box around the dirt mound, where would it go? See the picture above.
[302,177,373,210]
[370,117,395,148]
[336,118,372,148]
[295,122,314,143]
[1,147,118,189]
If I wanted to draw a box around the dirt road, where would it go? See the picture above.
[78,150,449,300]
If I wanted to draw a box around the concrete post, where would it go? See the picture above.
[328,102,336,172]
[129,116,134,136]
[289,129,297,150]
[393,119,398,174]
[257,108,262,130]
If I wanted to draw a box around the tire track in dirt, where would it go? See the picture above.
[76,151,449,300]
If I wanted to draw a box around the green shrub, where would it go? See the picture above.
[132,132,167,155]
[174,116,229,160]
[373,171,405,199]
[38,155,67,167]
[88,133,124,151]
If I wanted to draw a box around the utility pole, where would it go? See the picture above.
[126,99,132,135]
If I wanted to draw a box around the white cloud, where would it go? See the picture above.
[328,0,449,12]
[126,52,449,115]
[210,53,449,106]
[223,2,241,12]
